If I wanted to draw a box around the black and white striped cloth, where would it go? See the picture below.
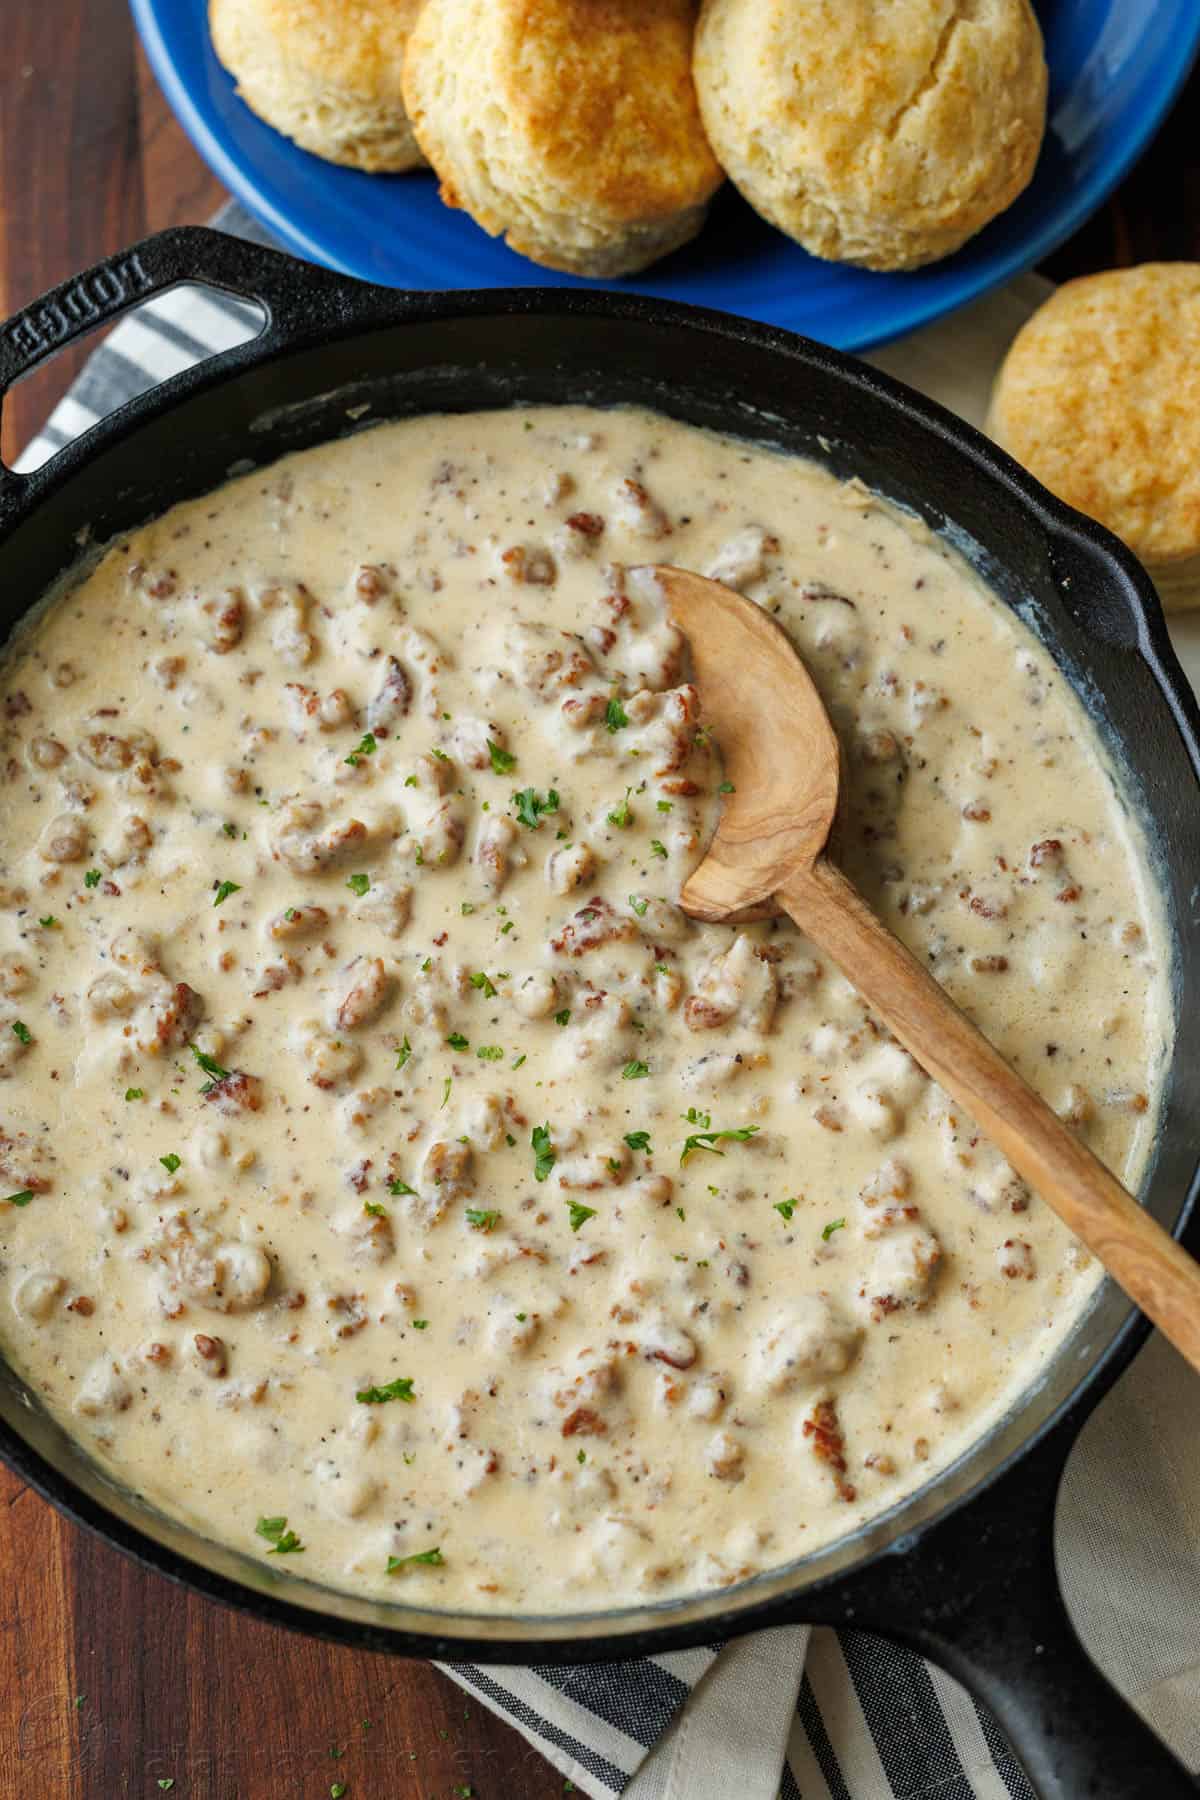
[19,205,1199,1800]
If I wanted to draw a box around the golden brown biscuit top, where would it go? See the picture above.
[991,265,1200,567]
[489,0,722,219]
[696,0,1044,222]
[234,0,425,99]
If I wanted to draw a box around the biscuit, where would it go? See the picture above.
[210,0,426,173]
[402,0,723,278]
[693,0,1046,272]
[989,265,1200,610]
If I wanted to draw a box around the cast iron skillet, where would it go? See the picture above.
[1,229,1197,1799]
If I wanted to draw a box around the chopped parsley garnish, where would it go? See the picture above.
[222,821,239,838]
[515,1312,527,1322]
[476,1045,504,1061]
[404,773,418,788]
[212,879,241,907]
[84,869,102,887]
[553,1008,571,1027]
[396,1037,413,1070]
[187,1043,230,1095]
[621,1060,650,1080]
[363,1201,388,1218]
[461,901,475,915]
[411,1319,429,1330]
[356,1377,415,1405]
[386,1547,444,1572]
[441,1076,452,1108]
[331,1785,346,1799]
[607,787,633,829]
[511,1053,526,1070]
[124,1087,144,1102]
[624,1130,652,1152]
[4,1191,34,1208]
[346,872,371,897]
[469,970,498,998]
[512,786,560,830]
[465,1208,500,1233]
[447,1031,469,1051]
[389,1179,417,1197]
[718,780,736,794]
[566,1201,597,1232]
[255,1515,305,1554]
[159,1153,182,1174]
[604,696,629,733]
[577,1449,586,1465]
[345,731,377,766]
[487,740,517,774]
[649,840,668,859]
[628,894,648,917]
[822,1217,847,1241]
[679,1109,759,1163]
[655,800,673,813]
[774,1198,797,1222]
[11,1021,32,1045]
[532,1124,555,1183]
[430,747,449,761]
[677,1124,753,1160]
[39,915,58,929]
[654,962,671,976]
[284,907,298,921]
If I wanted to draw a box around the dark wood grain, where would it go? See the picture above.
[1,6,1198,1793]
[0,1453,562,1800]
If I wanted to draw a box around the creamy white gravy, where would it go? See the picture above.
[0,406,1170,1613]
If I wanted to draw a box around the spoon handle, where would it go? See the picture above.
[777,856,1200,1376]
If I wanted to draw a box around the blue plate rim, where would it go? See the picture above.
[130,0,1200,353]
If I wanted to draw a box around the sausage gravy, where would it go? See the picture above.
[0,406,1170,1611]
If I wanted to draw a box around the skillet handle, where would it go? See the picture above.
[810,1424,1197,1797]
[0,225,349,491]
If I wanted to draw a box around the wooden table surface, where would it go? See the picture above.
[1,6,1198,1795]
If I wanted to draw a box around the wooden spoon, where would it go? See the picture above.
[646,564,1200,1375]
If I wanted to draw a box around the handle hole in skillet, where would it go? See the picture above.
[4,283,267,474]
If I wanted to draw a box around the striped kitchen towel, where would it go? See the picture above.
[16,203,1200,1800]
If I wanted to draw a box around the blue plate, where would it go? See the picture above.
[131,0,1200,351]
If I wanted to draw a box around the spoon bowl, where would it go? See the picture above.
[650,565,843,920]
